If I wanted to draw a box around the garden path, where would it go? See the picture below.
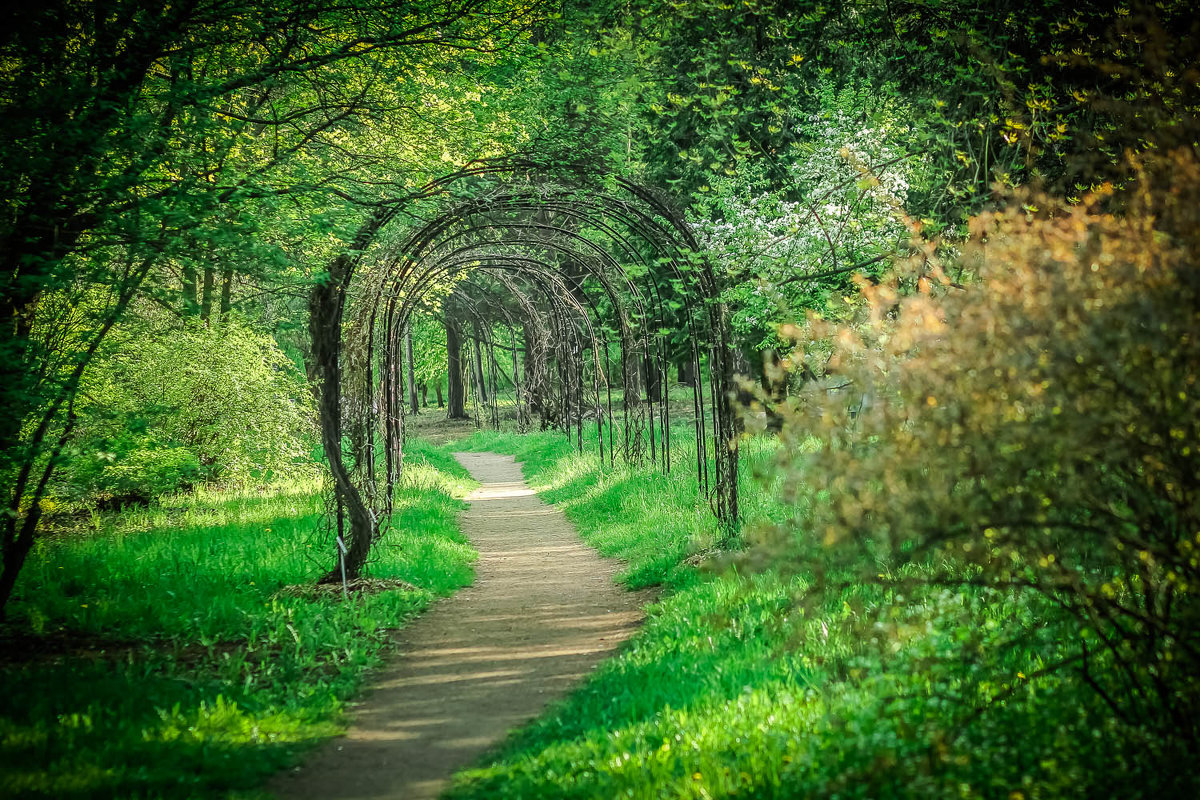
[270,451,647,800]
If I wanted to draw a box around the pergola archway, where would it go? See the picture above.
[313,162,739,580]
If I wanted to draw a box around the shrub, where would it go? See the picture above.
[53,310,316,506]
[67,436,202,508]
[765,150,1200,772]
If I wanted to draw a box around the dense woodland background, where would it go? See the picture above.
[2,1,1198,797]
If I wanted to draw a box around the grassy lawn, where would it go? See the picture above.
[0,441,476,800]
[441,431,1148,800]
[2,431,1184,799]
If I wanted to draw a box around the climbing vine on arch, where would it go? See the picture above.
[307,161,740,582]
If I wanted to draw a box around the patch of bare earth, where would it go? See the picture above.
[0,626,143,666]
[274,577,419,600]
[269,451,650,800]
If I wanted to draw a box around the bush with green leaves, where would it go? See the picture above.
[764,149,1200,772]
[55,310,316,505]
[66,436,202,508]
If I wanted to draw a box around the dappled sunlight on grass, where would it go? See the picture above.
[440,430,1135,799]
[1,443,476,799]
[528,450,601,493]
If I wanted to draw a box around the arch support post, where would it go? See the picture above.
[709,302,740,530]
[308,211,391,583]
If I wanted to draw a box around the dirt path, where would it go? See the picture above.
[270,452,648,800]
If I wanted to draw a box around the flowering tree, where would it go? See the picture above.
[690,87,923,351]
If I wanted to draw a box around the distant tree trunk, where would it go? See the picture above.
[419,382,428,408]
[731,347,753,434]
[404,330,419,415]
[625,343,642,398]
[200,266,215,321]
[446,318,467,419]
[645,355,662,403]
[676,355,694,387]
[219,269,233,317]
[471,322,488,404]
[182,264,199,315]
[435,381,445,408]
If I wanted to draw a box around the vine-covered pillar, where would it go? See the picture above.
[710,301,740,528]
[308,210,392,584]
[310,254,378,582]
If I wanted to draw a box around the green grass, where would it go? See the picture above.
[4,431,1183,798]
[452,426,786,591]
[439,431,1164,800]
[0,439,476,800]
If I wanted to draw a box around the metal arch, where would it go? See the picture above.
[324,163,740,582]
[368,174,736,509]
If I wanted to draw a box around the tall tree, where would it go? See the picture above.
[0,0,539,615]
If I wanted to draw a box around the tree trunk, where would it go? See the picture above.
[419,382,428,408]
[731,346,754,434]
[182,264,199,315]
[446,318,467,419]
[200,266,215,322]
[677,354,695,387]
[645,355,663,402]
[219,269,233,317]
[435,382,445,408]
[404,329,419,415]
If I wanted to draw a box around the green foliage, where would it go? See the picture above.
[434,432,1188,798]
[53,309,316,506]
[0,0,548,613]
[5,1,1199,794]
[1,443,475,798]
[628,0,821,196]
[691,80,928,347]
[409,311,450,389]
[765,150,1200,774]
[67,440,202,508]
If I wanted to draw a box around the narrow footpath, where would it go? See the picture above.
[270,451,648,800]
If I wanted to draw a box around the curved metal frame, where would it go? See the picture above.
[325,163,740,577]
